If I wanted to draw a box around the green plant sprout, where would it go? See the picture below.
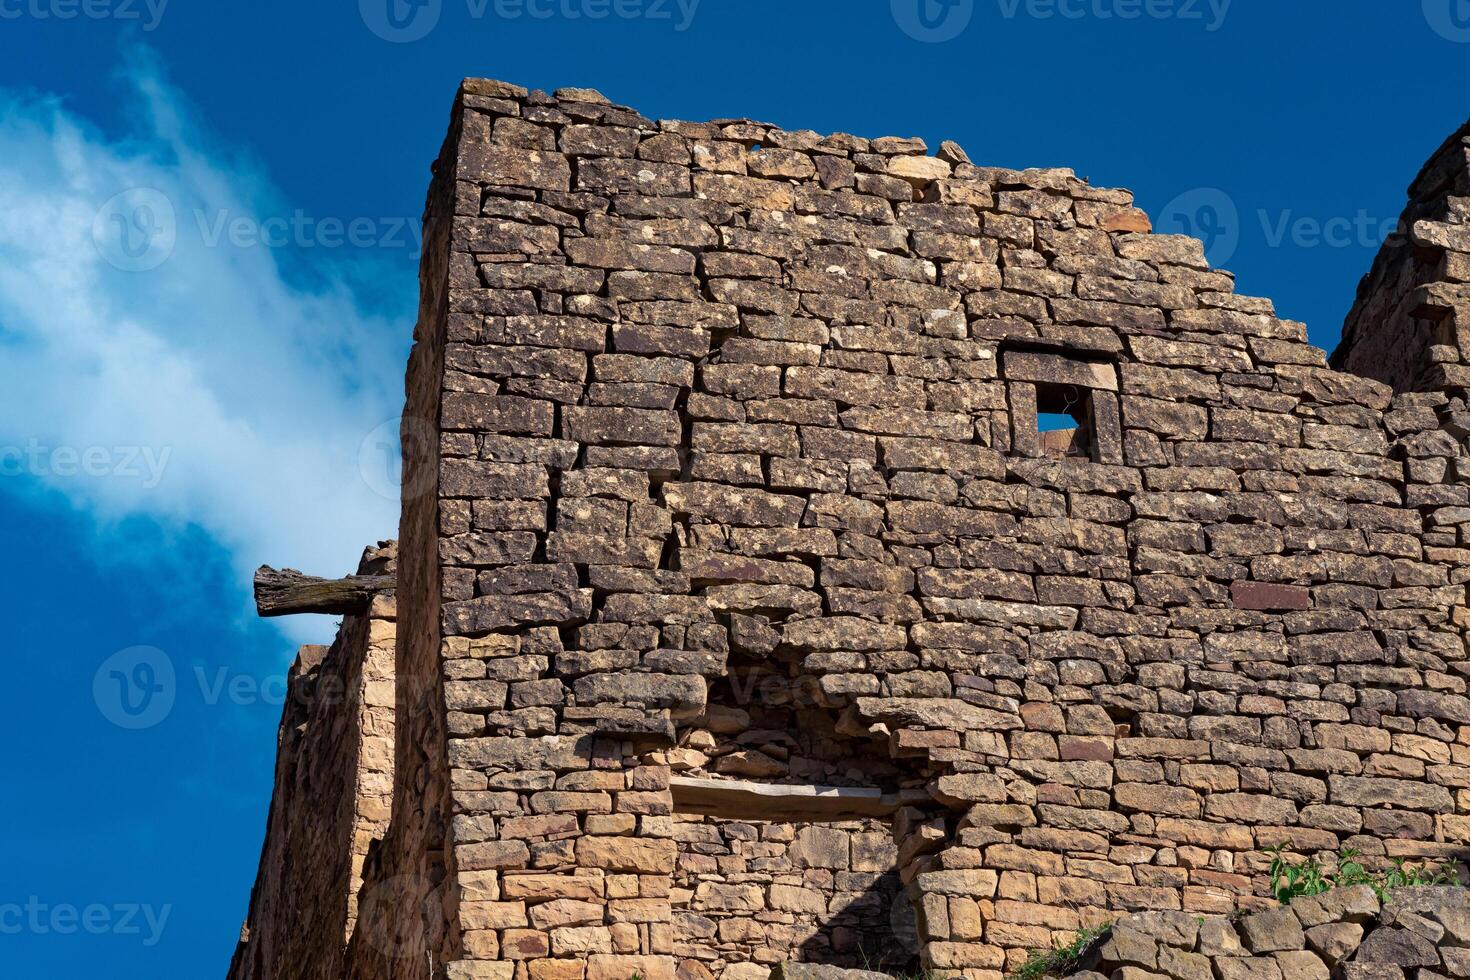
[1266,845,1460,904]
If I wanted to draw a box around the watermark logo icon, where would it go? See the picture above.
[361,0,442,41]
[92,188,176,272]
[892,0,974,41]
[1156,187,1240,267]
[1425,0,1470,41]
[93,646,175,730]
[359,415,437,502]
[356,874,428,958]
[887,887,921,958]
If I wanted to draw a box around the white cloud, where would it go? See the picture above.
[0,51,409,643]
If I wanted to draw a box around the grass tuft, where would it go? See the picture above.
[1006,921,1112,980]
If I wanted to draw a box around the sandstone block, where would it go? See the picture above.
[1240,908,1305,954]
[1305,922,1363,965]
[1273,951,1329,980]
[528,898,605,929]
[1354,927,1440,968]
[576,836,678,874]
[587,955,676,980]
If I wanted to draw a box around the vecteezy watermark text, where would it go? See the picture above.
[94,647,370,730]
[194,210,422,252]
[360,0,699,43]
[0,898,171,947]
[92,188,421,272]
[996,0,1231,30]
[0,0,167,30]
[894,0,1229,41]
[1156,187,1406,267]
[0,440,170,489]
[1258,209,1405,251]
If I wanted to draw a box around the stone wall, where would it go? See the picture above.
[672,816,908,979]
[227,544,397,980]
[405,77,1470,979]
[1058,885,1470,980]
[225,80,1470,980]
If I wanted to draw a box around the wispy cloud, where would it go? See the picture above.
[0,49,409,642]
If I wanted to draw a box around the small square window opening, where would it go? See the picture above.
[1034,382,1093,459]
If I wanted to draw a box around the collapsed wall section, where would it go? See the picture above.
[227,544,397,980]
[1333,121,1470,393]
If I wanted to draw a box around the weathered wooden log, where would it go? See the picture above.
[668,776,927,821]
[253,566,394,618]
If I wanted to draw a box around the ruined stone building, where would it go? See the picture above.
[226,79,1470,980]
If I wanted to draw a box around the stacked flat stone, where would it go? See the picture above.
[230,80,1470,980]
[1337,121,1470,394]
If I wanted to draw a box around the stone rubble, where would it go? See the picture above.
[1058,886,1470,980]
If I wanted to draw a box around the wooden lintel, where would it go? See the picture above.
[253,566,394,618]
[669,775,925,821]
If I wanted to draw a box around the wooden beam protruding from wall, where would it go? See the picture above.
[253,566,394,618]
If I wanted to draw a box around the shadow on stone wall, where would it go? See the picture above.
[793,868,916,975]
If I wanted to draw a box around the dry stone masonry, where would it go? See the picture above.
[1057,885,1470,980]
[228,80,1470,980]
[671,815,910,975]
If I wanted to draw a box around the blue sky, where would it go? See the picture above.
[1,1,1468,974]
